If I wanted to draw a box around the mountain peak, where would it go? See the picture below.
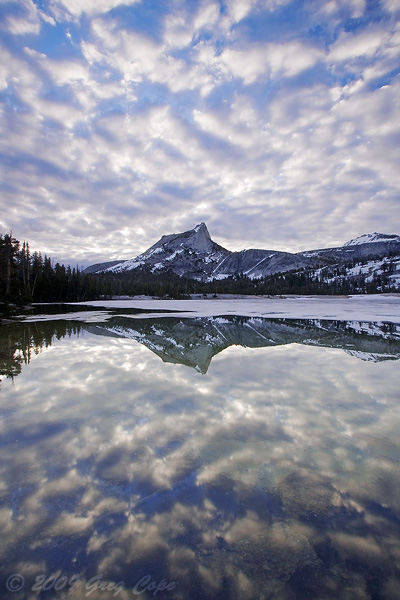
[194,222,209,234]
[184,222,213,252]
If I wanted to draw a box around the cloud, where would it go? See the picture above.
[0,0,42,35]
[49,0,142,19]
[329,29,386,62]
[193,1,220,32]
[226,0,258,24]
[0,0,399,264]
[163,11,197,50]
[380,0,400,14]
[90,16,162,80]
[216,40,324,85]
[318,0,367,20]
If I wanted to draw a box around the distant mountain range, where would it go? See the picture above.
[84,223,400,290]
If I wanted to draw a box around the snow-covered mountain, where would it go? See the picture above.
[102,222,228,280]
[84,223,400,289]
[343,233,400,246]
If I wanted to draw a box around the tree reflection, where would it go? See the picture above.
[0,321,83,381]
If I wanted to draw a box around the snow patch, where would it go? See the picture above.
[165,249,184,261]
[143,246,164,257]
[345,350,399,362]
[106,259,143,273]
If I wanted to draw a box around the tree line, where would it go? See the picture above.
[0,232,196,304]
[1,232,398,308]
[0,232,98,304]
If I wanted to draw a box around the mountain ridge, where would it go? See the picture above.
[84,223,400,291]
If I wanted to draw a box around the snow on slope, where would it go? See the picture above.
[344,233,400,246]
[313,257,400,286]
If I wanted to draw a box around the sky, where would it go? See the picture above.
[1,0,399,268]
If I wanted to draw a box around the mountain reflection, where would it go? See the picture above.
[0,315,400,599]
[1,316,400,379]
[82,315,400,373]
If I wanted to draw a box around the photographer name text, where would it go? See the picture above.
[5,573,175,597]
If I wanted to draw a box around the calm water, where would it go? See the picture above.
[1,312,400,599]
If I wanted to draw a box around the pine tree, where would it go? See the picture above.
[0,232,20,300]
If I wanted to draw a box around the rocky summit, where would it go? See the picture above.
[84,223,400,289]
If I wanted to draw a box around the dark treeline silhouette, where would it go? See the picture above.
[0,232,105,304]
[1,232,398,307]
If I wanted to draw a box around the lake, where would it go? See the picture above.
[1,302,400,599]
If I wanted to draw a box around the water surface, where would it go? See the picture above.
[1,314,400,599]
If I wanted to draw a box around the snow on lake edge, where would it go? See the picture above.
[20,294,400,324]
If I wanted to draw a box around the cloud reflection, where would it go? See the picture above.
[0,318,400,598]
